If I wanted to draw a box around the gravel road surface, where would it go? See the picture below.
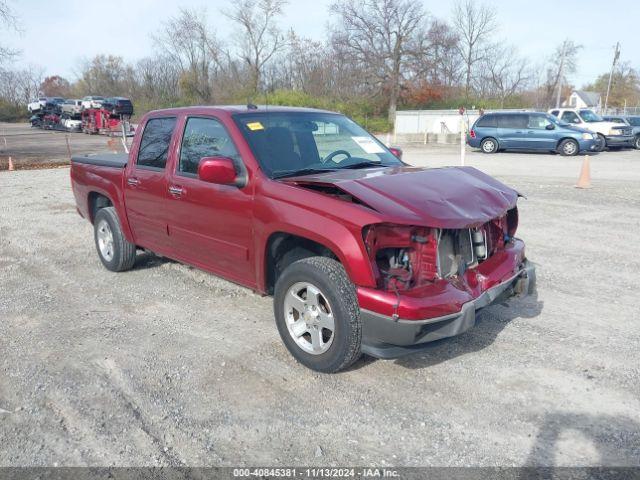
[1,147,639,467]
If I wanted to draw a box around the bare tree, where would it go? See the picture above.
[154,8,222,102]
[0,0,20,65]
[74,55,134,97]
[542,39,581,108]
[452,0,497,99]
[419,20,460,88]
[330,0,428,123]
[484,44,529,107]
[223,0,288,95]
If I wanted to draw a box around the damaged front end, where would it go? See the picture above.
[363,207,519,292]
[358,207,535,358]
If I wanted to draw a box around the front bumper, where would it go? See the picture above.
[359,259,536,359]
[579,139,598,151]
[604,134,634,147]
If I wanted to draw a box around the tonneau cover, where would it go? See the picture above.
[71,153,128,168]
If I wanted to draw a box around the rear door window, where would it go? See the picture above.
[137,117,177,170]
[498,114,528,129]
[476,115,497,128]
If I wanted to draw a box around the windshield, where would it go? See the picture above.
[579,110,603,122]
[628,117,640,127]
[233,112,402,178]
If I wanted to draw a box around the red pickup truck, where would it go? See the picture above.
[70,106,535,372]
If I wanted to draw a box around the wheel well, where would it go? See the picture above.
[88,192,113,223]
[265,233,339,295]
[556,137,579,148]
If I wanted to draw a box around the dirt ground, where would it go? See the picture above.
[0,141,639,467]
[0,122,125,170]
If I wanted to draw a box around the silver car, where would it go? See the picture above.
[61,99,83,116]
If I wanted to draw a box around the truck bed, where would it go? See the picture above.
[71,153,128,168]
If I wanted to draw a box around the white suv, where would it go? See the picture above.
[81,96,105,110]
[549,108,634,151]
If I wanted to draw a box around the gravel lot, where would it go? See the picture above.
[0,122,125,169]
[0,145,639,467]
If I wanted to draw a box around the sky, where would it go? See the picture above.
[2,0,638,88]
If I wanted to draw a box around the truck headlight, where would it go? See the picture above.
[581,133,594,140]
[608,128,620,136]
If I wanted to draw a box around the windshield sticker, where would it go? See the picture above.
[247,121,264,131]
[351,136,385,154]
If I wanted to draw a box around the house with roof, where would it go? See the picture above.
[562,90,602,111]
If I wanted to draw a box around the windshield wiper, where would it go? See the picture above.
[339,160,384,170]
[272,167,338,179]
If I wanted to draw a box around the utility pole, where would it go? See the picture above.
[555,42,566,108]
[604,42,621,114]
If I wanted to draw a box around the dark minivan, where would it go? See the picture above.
[468,112,597,156]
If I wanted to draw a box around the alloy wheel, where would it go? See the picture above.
[283,282,335,355]
[96,219,115,262]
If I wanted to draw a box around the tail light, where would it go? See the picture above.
[469,129,476,139]
[388,146,403,159]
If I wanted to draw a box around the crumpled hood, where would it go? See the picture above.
[284,166,520,228]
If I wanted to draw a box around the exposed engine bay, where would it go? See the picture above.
[364,208,519,291]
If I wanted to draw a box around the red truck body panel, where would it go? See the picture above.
[70,105,528,325]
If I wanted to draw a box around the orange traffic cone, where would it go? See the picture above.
[575,155,591,189]
[8,156,14,171]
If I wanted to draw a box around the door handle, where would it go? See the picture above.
[168,185,184,197]
[515,131,523,134]
[127,177,140,187]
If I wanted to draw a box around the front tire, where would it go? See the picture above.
[94,207,136,272]
[558,138,579,156]
[480,137,498,154]
[634,136,640,150]
[594,134,606,152]
[274,257,362,373]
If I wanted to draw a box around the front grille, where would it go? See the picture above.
[613,126,632,136]
[436,218,508,278]
[437,229,474,278]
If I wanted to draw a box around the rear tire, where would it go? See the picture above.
[594,134,606,152]
[274,257,361,373]
[480,137,498,154]
[93,207,136,272]
[558,138,579,156]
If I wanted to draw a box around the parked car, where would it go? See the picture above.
[28,97,47,113]
[61,99,83,117]
[61,117,82,132]
[602,115,640,149]
[81,96,105,110]
[70,106,535,373]
[548,108,634,151]
[467,111,597,156]
[102,97,134,116]
[28,97,64,113]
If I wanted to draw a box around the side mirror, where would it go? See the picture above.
[545,124,555,130]
[389,146,403,159]
[198,156,237,185]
